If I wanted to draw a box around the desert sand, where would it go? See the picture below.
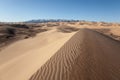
[110,28,120,36]
[0,29,76,80]
[0,22,120,80]
[30,29,120,80]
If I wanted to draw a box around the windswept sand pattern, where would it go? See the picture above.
[30,29,120,80]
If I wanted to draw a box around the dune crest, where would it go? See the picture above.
[30,29,120,80]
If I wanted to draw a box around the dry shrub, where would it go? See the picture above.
[10,24,30,29]
[6,28,16,37]
[100,22,112,26]
[57,26,79,33]
[46,23,59,27]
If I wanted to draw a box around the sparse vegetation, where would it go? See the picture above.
[57,26,79,33]
[0,23,48,48]
[10,24,30,29]
[6,28,16,37]
[100,22,113,26]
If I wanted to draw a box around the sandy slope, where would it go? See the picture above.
[30,29,120,80]
[0,29,76,80]
[110,28,120,36]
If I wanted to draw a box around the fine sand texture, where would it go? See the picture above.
[0,29,76,80]
[30,29,120,80]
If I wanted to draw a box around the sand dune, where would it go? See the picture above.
[110,28,120,36]
[30,29,120,80]
[0,29,76,80]
[0,22,120,80]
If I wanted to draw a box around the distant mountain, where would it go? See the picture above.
[25,19,80,23]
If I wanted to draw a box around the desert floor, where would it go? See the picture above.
[0,22,120,80]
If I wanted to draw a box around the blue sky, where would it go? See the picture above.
[0,0,120,22]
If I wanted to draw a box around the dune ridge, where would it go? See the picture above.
[30,29,120,80]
